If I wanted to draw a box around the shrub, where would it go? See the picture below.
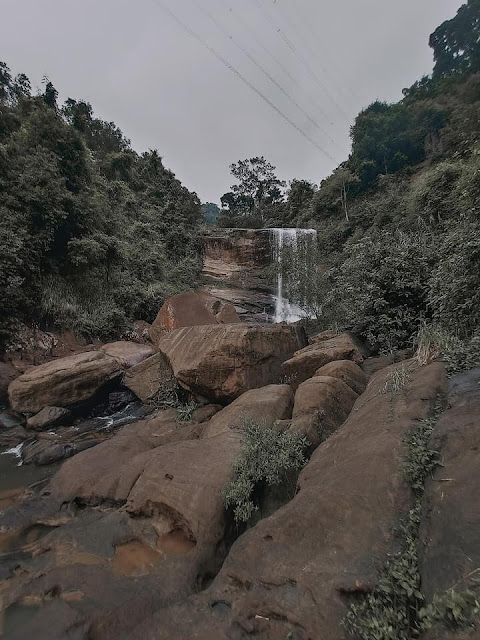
[428,220,480,336]
[320,231,435,353]
[223,418,308,523]
[416,323,480,375]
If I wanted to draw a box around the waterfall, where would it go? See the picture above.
[269,228,317,323]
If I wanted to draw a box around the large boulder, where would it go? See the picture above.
[203,384,294,438]
[123,352,176,404]
[420,369,480,608]
[152,291,218,332]
[314,360,368,396]
[156,324,307,403]
[8,351,121,414]
[100,341,154,368]
[282,332,368,388]
[129,362,447,640]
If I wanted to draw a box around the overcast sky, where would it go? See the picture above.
[3,0,464,203]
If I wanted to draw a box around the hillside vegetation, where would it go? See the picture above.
[219,0,479,355]
[0,70,203,348]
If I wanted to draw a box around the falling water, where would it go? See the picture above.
[269,228,317,323]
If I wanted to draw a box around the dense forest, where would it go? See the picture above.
[219,0,480,356]
[0,69,203,348]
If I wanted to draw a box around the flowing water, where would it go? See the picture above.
[268,228,317,323]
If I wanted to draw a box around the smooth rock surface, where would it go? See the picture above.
[282,332,367,388]
[203,384,294,438]
[129,362,447,640]
[100,341,154,369]
[153,291,218,332]
[123,353,176,404]
[314,360,368,396]
[27,406,72,431]
[8,351,122,414]
[156,324,306,403]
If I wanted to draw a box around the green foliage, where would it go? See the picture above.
[223,417,308,523]
[219,156,285,227]
[320,231,435,352]
[416,324,480,376]
[0,62,202,348]
[430,0,480,78]
[419,588,480,630]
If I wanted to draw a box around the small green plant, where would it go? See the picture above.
[419,587,480,631]
[416,323,480,375]
[382,364,411,395]
[176,400,198,423]
[343,399,445,639]
[223,417,308,523]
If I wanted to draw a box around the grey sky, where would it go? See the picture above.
[3,0,464,203]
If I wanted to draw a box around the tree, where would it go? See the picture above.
[43,78,58,109]
[285,179,316,225]
[201,202,220,225]
[430,0,480,78]
[221,156,286,223]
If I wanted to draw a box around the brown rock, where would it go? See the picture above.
[190,404,222,424]
[282,332,368,388]
[8,351,121,414]
[156,324,306,403]
[420,368,480,605]
[308,329,336,344]
[152,291,218,332]
[203,384,294,438]
[0,361,18,403]
[292,375,359,446]
[361,349,413,378]
[27,406,72,431]
[130,362,447,639]
[48,410,203,504]
[215,303,242,324]
[126,431,240,546]
[100,341,154,369]
[314,360,368,395]
[123,353,176,404]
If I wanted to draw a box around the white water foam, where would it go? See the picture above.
[268,228,317,323]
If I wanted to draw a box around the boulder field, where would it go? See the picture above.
[1,297,479,639]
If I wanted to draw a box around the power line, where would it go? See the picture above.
[272,0,356,102]
[148,0,337,161]
[254,0,350,123]
[192,0,338,148]
[224,2,336,132]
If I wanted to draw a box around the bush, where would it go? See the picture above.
[320,231,435,352]
[223,418,308,523]
[428,220,480,336]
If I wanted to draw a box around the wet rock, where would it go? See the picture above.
[282,332,368,389]
[156,324,306,403]
[0,408,25,429]
[314,360,368,396]
[48,410,202,504]
[107,389,137,413]
[123,352,176,404]
[8,351,122,414]
[0,425,28,447]
[203,384,294,438]
[129,362,447,639]
[100,341,155,369]
[27,407,72,431]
